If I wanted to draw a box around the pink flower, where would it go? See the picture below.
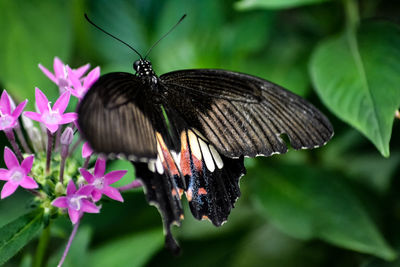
[52,180,99,224]
[0,90,27,131]
[39,57,90,93]
[68,66,100,99]
[0,147,37,199]
[79,158,126,202]
[82,142,93,158]
[24,88,77,134]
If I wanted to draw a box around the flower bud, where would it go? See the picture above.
[61,127,74,145]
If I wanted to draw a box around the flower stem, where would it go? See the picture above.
[4,129,23,162]
[55,128,62,152]
[15,124,32,154]
[58,220,80,267]
[118,180,142,191]
[46,130,54,174]
[83,156,91,169]
[33,223,51,267]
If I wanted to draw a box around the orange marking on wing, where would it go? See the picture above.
[172,188,177,196]
[178,188,184,197]
[180,130,203,176]
[186,188,193,202]
[156,132,179,176]
[180,131,191,176]
[198,188,207,195]
[201,215,209,220]
[180,214,185,220]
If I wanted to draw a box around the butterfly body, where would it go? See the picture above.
[78,58,333,253]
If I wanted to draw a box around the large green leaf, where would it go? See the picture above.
[235,0,329,10]
[310,21,400,157]
[0,210,43,265]
[0,0,72,107]
[250,164,396,260]
[89,229,164,267]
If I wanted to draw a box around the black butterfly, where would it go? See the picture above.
[78,15,333,253]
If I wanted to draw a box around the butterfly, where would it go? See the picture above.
[77,14,333,253]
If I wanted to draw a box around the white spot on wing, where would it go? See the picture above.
[188,130,202,161]
[209,145,223,169]
[155,156,164,174]
[148,160,156,173]
[199,139,215,172]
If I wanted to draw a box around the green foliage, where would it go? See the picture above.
[89,229,164,267]
[250,163,396,260]
[310,21,400,157]
[0,210,43,265]
[0,0,72,108]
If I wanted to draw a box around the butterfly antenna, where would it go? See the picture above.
[144,14,186,59]
[84,13,143,59]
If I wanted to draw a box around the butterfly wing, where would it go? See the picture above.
[160,69,334,158]
[77,72,158,160]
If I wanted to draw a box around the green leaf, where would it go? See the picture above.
[0,210,43,265]
[250,164,396,260]
[310,21,400,157]
[235,0,329,10]
[0,0,72,107]
[89,229,164,267]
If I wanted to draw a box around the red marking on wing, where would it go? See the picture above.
[156,132,179,176]
[180,130,203,176]
[198,188,207,195]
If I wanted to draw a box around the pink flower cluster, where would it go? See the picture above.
[52,158,126,224]
[0,57,129,225]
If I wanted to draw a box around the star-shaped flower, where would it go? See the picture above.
[24,88,77,134]
[80,158,126,202]
[39,57,90,93]
[52,180,99,224]
[0,147,37,199]
[0,90,27,131]
[68,66,100,99]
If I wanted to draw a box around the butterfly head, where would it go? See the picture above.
[134,59,155,77]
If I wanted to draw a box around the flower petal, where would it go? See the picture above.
[68,208,81,224]
[4,147,19,169]
[23,111,42,122]
[102,186,124,202]
[0,168,9,180]
[45,123,59,134]
[53,91,71,114]
[12,100,28,119]
[79,168,94,183]
[21,155,34,174]
[82,142,93,158]
[1,181,18,199]
[20,176,38,189]
[83,67,100,89]
[73,63,90,78]
[76,185,93,196]
[38,64,57,84]
[66,180,77,195]
[59,113,77,124]
[94,158,106,177]
[54,57,65,79]
[0,90,11,114]
[91,190,102,202]
[80,199,100,213]
[35,88,49,113]
[52,196,69,208]
[104,170,127,185]
[67,67,82,90]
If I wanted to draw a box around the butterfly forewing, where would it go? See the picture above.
[78,72,158,159]
[160,69,334,158]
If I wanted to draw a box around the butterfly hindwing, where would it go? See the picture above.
[78,72,158,160]
[160,69,334,158]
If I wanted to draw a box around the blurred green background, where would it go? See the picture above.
[1,0,400,266]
